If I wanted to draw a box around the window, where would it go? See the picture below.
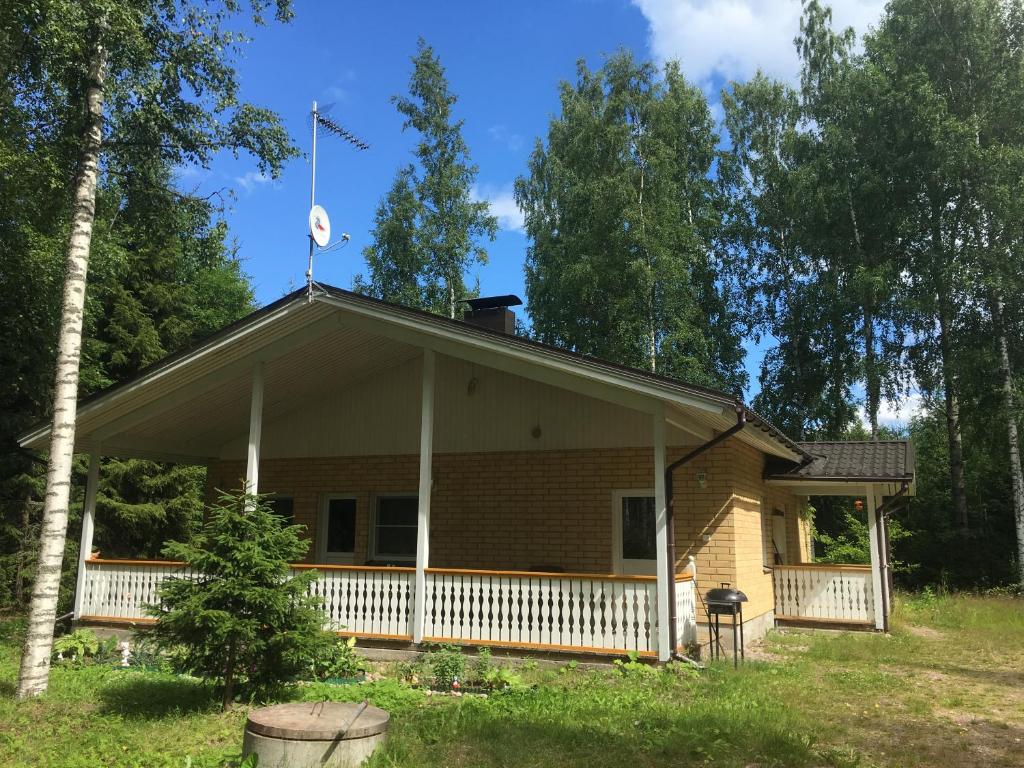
[318,495,356,564]
[621,496,656,560]
[612,490,657,575]
[267,496,294,526]
[372,496,418,561]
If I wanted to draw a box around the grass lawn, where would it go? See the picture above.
[1,593,1022,767]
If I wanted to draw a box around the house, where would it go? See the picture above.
[20,286,914,661]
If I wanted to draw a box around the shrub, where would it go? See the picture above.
[613,651,659,678]
[145,489,328,709]
[481,666,525,691]
[470,647,494,684]
[312,636,369,680]
[52,629,100,663]
[127,635,173,672]
[426,643,465,689]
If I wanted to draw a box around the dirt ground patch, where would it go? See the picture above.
[904,623,945,640]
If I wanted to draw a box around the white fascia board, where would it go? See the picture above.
[316,294,727,417]
[765,479,915,497]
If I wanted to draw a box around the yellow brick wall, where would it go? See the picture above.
[209,440,803,619]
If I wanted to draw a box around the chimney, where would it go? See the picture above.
[460,295,523,335]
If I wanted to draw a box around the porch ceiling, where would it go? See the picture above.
[20,285,808,464]
[29,306,422,461]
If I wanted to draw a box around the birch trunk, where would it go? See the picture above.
[991,292,1024,585]
[846,183,880,439]
[937,299,969,532]
[16,31,106,700]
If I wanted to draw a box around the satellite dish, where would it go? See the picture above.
[309,205,331,248]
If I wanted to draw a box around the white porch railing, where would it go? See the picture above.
[78,559,697,656]
[423,568,682,655]
[79,559,196,621]
[674,574,698,648]
[298,564,414,638]
[79,559,416,638]
[772,564,875,625]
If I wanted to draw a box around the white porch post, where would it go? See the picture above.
[413,349,436,644]
[865,484,886,630]
[653,407,671,661]
[245,362,264,497]
[73,451,100,618]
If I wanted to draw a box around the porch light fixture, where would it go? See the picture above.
[696,472,707,488]
[531,425,542,439]
[854,499,864,512]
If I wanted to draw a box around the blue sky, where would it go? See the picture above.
[183,0,894,405]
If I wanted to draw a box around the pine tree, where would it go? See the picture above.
[148,490,327,710]
[358,39,497,317]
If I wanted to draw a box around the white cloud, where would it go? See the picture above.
[322,69,357,105]
[631,0,885,85]
[859,392,924,430]
[234,170,272,193]
[472,184,525,233]
[174,163,206,181]
[488,124,524,151]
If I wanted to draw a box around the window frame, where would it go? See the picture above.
[368,493,419,563]
[317,493,357,565]
[611,488,657,576]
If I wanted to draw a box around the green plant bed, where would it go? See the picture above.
[322,673,367,685]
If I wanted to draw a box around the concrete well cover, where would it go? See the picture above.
[246,702,389,741]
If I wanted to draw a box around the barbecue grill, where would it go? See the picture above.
[706,583,748,667]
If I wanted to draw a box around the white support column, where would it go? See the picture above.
[413,349,436,644]
[865,484,886,630]
[73,451,100,619]
[653,407,671,661]
[245,362,264,497]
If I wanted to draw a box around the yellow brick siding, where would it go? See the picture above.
[208,440,803,619]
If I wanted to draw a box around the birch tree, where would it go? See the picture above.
[516,52,745,390]
[14,0,297,699]
[359,39,497,317]
[16,26,108,700]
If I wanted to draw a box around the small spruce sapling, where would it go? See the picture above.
[146,489,327,709]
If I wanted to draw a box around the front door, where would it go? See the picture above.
[318,495,356,565]
[613,490,657,575]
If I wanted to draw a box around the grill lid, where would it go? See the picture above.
[706,583,748,604]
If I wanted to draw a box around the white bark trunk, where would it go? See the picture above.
[991,293,1024,586]
[16,32,106,700]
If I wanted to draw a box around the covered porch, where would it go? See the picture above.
[44,289,800,660]
[765,443,916,631]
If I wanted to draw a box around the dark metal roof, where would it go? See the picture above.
[764,440,915,482]
[461,295,523,311]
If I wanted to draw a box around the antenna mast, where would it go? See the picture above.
[307,100,319,301]
[305,101,369,301]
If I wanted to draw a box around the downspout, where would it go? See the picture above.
[874,481,911,633]
[666,402,747,656]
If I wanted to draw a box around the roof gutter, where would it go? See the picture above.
[665,402,747,655]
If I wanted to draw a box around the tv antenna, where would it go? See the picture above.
[306,100,369,300]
